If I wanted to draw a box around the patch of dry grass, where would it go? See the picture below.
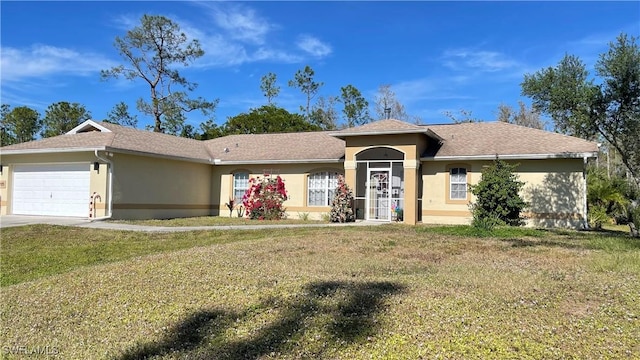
[1,225,639,359]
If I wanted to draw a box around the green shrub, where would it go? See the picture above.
[470,159,528,227]
[588,205,610,229]
[471,214,502,231]
[587,167,629,229]
[629,203,640,237]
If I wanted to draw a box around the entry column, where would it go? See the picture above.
[403,160,419,225]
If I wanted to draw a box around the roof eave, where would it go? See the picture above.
[0,146,107,155]
[105,148,214,164]
[421,152,599,161]
[330,129,427,138]
[424,128,444,143]
[212,158,344,165]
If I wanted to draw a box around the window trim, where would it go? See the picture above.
[231,171,250,203]
[306,170,341,207]
[445,164,470,204]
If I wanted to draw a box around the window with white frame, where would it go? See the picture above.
[308,172,339,206]
[449,168,467,200]
[233,172,249,202]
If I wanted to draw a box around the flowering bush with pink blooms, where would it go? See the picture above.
[242,175,288,220]
[330,175,355,223]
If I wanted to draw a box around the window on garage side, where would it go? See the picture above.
[233,172,249,202]
[308,171,339,206]
[449,167,468,200]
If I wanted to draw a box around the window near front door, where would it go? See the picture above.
[450,167,467,200]
[233,172,249,202]
[308,172,339,206]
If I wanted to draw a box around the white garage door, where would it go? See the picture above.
[13,164,90,217]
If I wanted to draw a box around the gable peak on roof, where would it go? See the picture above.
[331,118,426,138]
[67,120,112,134]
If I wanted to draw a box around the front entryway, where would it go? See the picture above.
[355,147,405,222]
[367,169,391,221]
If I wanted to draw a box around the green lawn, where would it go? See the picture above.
[1,224,639,359]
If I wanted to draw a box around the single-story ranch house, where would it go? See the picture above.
[0,119,598,228]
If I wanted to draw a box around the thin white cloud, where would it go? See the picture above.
[211,4,271,45]
[252,48,302,64]
[178,3,329,67]
[1,44,116,82]
[443,49,519,72]
[296,35,332,57]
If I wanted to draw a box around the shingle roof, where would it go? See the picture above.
[1,119,599,163]
[203,132,345,163]
[98,122,212,161]
[1,121,213,162]
[331,119,426,137]
[424,122,599,158]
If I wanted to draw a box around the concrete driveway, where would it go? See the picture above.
[0,215,92,229]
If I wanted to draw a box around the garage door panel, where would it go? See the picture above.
[13,164,90,217]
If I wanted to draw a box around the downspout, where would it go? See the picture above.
[93,150,113,220]
[582,156,589,230]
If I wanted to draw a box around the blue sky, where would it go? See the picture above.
[1,1,638,131]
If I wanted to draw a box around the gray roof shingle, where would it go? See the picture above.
[425,122,598,158]
[1,121,213,162]
[331,119,425,137]
[204,132,345,163]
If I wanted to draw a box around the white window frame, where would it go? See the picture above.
[449,167,467,200]
[308,172,339,206]
[233,172,249,202]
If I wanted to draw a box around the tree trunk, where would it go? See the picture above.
[154,114,162,132]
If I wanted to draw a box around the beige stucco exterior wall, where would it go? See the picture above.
[518,159,587,228]
[343,133,429,225]
[421,160,483,225]
[0,152,109,217]
[212,162,344,220]
[110,153,213,220]
[421,158,587,228]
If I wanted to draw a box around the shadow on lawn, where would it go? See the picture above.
[118,281,405,360]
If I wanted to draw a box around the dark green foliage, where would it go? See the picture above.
[587,166,630,229]
[42,101,91,138]
[330,176,355,223]
[470,159,528,227]
[522,33,640,185]
[196,119,224,140]
[629,205,640,237]
[105,102,138,128]
[224,105,320,134]
[340,84,371,127]
[1,104,42,145]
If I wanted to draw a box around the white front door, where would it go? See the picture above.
[12,164,90,217]
[366,169,391,221]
